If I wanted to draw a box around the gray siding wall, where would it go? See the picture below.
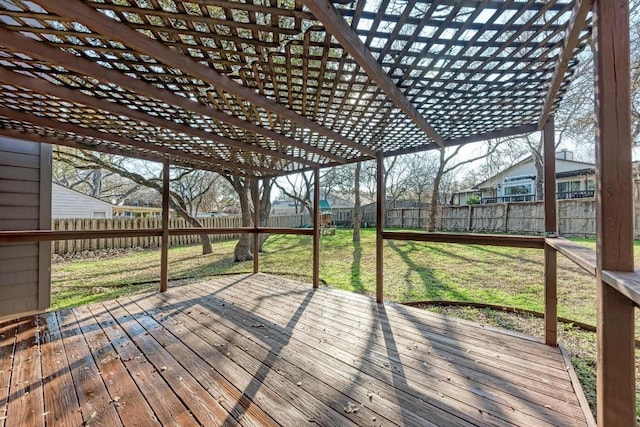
[52,184,113,219]
[0,137,51,319]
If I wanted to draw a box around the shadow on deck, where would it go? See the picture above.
[0,273,593,426]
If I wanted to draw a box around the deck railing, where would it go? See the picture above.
[556,190,595,200]
[481,195,536,204]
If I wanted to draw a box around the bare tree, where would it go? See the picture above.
[274,172,315,217]
[403,153,438,205]
[353,162,362,243]
[53,151,141,203]
[384,156,408,208]
[55,148,214,254]
[428,143,501,231]
[252,178,274,250]
[223,175,274,262]
[224,175,252,261]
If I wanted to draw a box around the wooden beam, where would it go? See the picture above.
[376,152,385,303]
[0,67,317,168]
[382,231,545,249]
[0,27,347,164]
[545,237,597,276]
[543,118,558,234]
[444,124,539,147]
[313,168,320,288]
[302,0,445,148]
[0,227,315,244]
[34,0,376,158]
[0,127,197,171]
[160,162,170,292]
[383,124,538,158]
[593,0,635,425]
[601,269,640,307]
[0,229,163,243]
[252,178,260,274]
[38,143,52,310]
[543,118,557,347]
[543,245,558,345]
[0,106,276,175]
[538,0,592,129]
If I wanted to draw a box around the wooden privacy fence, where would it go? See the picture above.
[333,204,377,227]
[333,198,612,237]
[385,208,430,228]
[52,214,310,255]
[437,199,599,236]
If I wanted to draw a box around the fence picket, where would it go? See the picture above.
[51,214,308,254]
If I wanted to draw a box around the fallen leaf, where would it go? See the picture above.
[84,411,97,426]
[343,402,359,414]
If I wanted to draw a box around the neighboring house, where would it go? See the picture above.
[113,193,165,218]
[271,192,375,215]
[270,199,302,215]
[112,205,162,218]
[453,150,595,205]
[52,183,113,218]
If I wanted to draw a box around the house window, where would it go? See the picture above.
[557,181,581,193]
[504,183,533,196]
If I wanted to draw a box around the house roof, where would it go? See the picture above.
[0,1,591,177]
[556,167,595,178]
[473,155,594,189]
[319,200,331,212]
[53,182,113,207]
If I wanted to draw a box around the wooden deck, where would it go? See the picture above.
[0,273,593,426]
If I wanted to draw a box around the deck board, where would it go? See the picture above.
[40,312,83,427]
[0,274,592,426]
[0,318,24,427]
[5,317,44,427]
[186,276,584,426]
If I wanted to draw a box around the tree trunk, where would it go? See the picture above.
[428,150,445,232]
[170,200,212,254]
[234,181,253,262]
[92,169,102,198]
[184,214,212,254]
[533,150,545,201]
[428,180,440,232]
[253,179,273,250]
[417,194,422,229]
[353,162,362,242]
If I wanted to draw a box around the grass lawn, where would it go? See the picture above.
[51,228,640,417]
[52,229,609,326]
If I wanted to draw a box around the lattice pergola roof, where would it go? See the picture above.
[0,0,591,177]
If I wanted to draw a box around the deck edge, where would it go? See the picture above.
[559,343,596,427]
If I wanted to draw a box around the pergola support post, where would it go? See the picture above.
[376,152,385,303]
[160,161,170,292]
[543,118,557,346]
[594,0,636,424]
[313,168,320,288]
[252,178,260,274]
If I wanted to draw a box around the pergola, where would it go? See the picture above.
[0,0,635,425]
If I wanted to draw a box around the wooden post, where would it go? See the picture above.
[503,203,509,233]
[594,1,635,424]
[252,178,260,274]
[312,168,320,288]
[160,161,170,292]
[543,118,558,347]
[376,152,385,303]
